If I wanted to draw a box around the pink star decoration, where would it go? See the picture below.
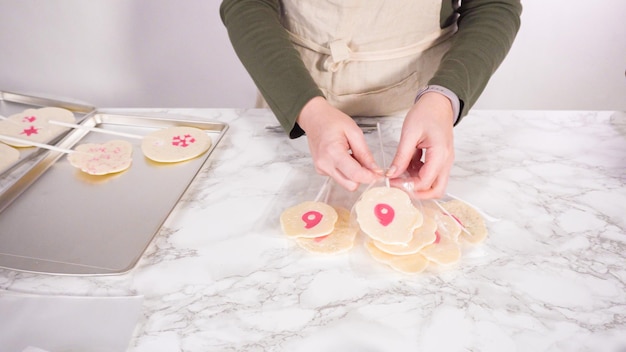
[20,126,40,137]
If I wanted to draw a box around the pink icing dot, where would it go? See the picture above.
[374,203,394,226]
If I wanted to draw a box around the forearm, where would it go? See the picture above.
[220,0,324,138]
[429,0,522,120]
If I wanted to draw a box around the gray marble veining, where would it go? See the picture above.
[1,109,625,352]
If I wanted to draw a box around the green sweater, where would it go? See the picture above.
[220,0,522,138]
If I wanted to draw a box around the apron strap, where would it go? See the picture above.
[287,24,457,72]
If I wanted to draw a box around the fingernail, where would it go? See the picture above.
[385,165,397,177]
[370,163,383,174]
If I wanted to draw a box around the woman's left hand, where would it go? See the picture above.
[386,91,455,199]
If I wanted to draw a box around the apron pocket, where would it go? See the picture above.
[322,71,422,117]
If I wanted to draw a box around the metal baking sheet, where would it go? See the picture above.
[0,90,97,180]
[0,111,228,275]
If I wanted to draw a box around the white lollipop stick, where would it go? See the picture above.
[376,122,390,188]
[48,120,143,140]
[0,134,75,154]
[313,176,332,203]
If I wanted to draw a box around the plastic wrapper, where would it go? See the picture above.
[260,168,363,240]
[263,117,498,274]
[265,166,499,276]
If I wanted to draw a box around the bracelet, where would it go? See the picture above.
[415,85,461,126]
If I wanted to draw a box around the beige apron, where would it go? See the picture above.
[257,0,457,117]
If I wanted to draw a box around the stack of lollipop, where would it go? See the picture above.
[355,184,487,274]
[279,179,359,255]
[280,179,489,275]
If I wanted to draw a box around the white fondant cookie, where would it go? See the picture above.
[419,230,462,266]
[372,216,437,255]
[295,207,358,254]
[365,241,429,274]
[141,126,211,163]
[354,186,422,245]
[0,143,20,172]
[280,201,339,238]
[68,140,133,175]
[0,107,74,147]
[440,199,488,244]
[423,204,462,242]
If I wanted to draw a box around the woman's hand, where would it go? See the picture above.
[297,97,382,191]
[387,92,455,199]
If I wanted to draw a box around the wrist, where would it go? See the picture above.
[414,92,454,125]
[297,96,327,132]
[415,85,460,125]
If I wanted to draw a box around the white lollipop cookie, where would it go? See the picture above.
[295,207,358,254]
[440,199,488,244]
[365,240,429,275]
[355,186,422,245]
[0,107,75,147]
[419,227,462,266]
[68,140,133,175]
[280,201,339,239]
[372,216,437,255]
[423,204,462,242]
[141,126,212,163]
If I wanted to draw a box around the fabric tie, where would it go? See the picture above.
[324,39,352,72]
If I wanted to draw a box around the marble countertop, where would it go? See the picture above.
[1,109,625,352]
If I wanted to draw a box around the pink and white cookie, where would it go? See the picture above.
[440,199,488,244]
[423,204,462,242]
[68,140,133,175]
[141,126,212,163]
[280,201,339,239]
[295,207,358,254]
[354,186,422,245]
[0,107,75,147]
[365,241,429,274]
[419,228,462,266]
[372,215,437,255]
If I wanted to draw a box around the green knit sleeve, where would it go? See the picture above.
[429,0,522,122]
[220,0,324,138]
[221,0,522,131]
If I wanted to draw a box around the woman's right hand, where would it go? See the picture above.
[297,97,382,191]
